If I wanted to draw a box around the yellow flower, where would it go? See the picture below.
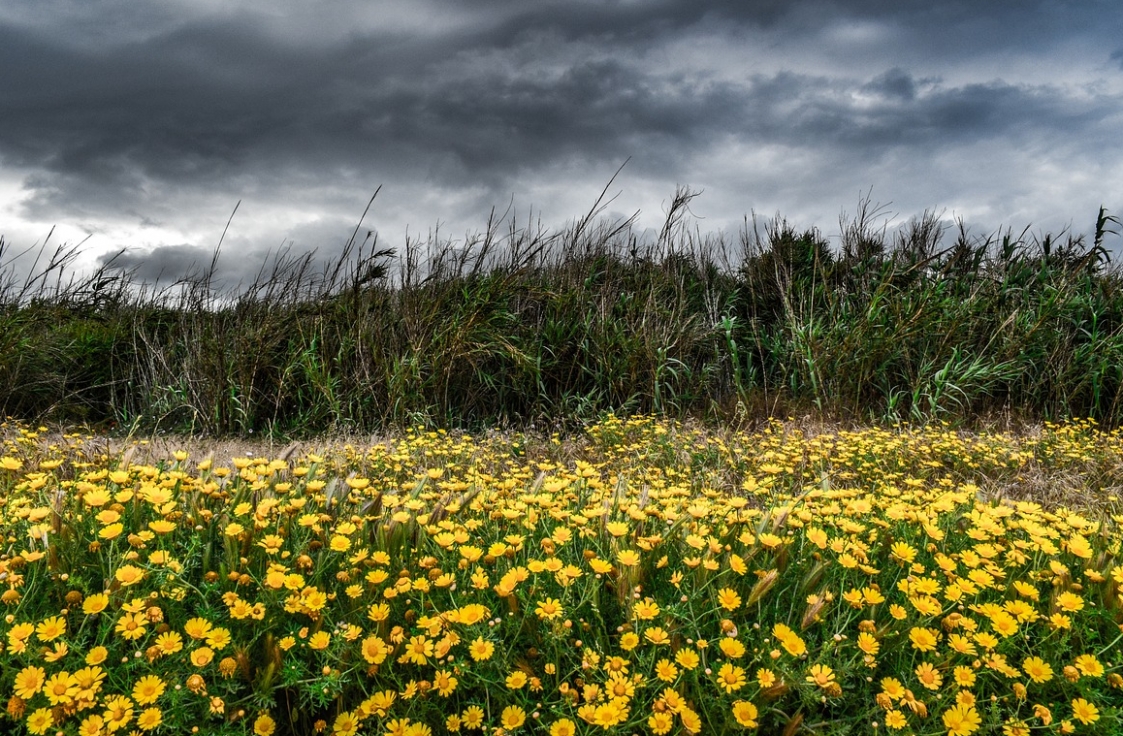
[14,666,46,699]
[206,627,232,650]
[1022,656,1053,683]
[759,532,783,549]
[1050,613,1071,630]
[1066,534,1092,559]
[254,712,277,736]
[333,711,360,736]
[620,632,640,651]
[806,664,835,689]
[155,630,184,655]
[362,691,397,718]
[501,705,526,730]
[589,557,614,574]
[451,603,489,626]
[891,541,918,563]
[953,666,976,688]
[535,597,563,620]
[26,708,54,736]
[1071,698,1099,725]
[78,715,106,736]
[137,707,163,731]
[1074,654,1104,678]
[468,637,494,662]
[606,521,630,537]
[43,672,78,707]
[655,658,679,682]
[434,670,458,697]
[648,711,674,735]
[757,668,778,688]
[948,634,977,656]
[990,612,1019,638]
[729,554,748,574]
[731,700,758,728]
[191,647,215,667]
[717,587,742,611]
[360,635,389,664]
[395,634,430,665]
[83,593,110,615]
[915,661,942,690]
[116,612,148,640]
[309,631,331,650]
[720,637,746,658]
[133,675,166,705]
[604,671,635,700]
[716,663,746,693]
[942,703,981,736]
[99,522,124,540]
[549,718,577,736]
[35,616,66,641]
[908,627,939,652]
[633,598,661,619]
[842,588,864,608]
[676,648,700,670]
[617,549,641,567]
[772,623,806,656]
[645,627,670,645]
[86,646,109,665]
[679,706,702,734]
[103,695,134,732]
[114,564,145,587]
[588,700,627,728]
[461,706,485,729]
[1055,591,1083,612]
[184,617,213,639]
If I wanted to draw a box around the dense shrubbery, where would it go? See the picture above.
[1,417,1122,735]
[1,196,1121,435]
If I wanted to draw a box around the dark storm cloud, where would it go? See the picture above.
[3,16,1112,199]
[453,0,1107,50]
[747,72,1117,152]
[95,215,375,287]
[1,0,1121,264]
[104,244,218,284]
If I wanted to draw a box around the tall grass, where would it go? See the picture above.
[1,194,1121,435]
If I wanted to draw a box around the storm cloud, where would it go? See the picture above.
[2,0,1121,283]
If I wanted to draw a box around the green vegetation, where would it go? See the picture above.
[1,194,1121,435]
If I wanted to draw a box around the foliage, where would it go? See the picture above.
[1,200,1122,435]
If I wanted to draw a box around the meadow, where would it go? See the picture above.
[1,415,1121,735]
[2,200,1123,735]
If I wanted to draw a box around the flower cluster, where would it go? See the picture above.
[0,417,1120,735]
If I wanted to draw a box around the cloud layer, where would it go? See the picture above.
[2,0,1121,282]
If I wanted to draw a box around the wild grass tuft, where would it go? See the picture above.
[1,194,1121,436]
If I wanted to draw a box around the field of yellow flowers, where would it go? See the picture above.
[1,416,1121,736]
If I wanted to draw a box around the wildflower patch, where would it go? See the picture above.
[0,417,1121,735]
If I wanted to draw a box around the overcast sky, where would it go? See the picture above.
[2,0,1122,283]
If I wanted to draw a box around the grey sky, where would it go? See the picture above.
[2,0,1121,282]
